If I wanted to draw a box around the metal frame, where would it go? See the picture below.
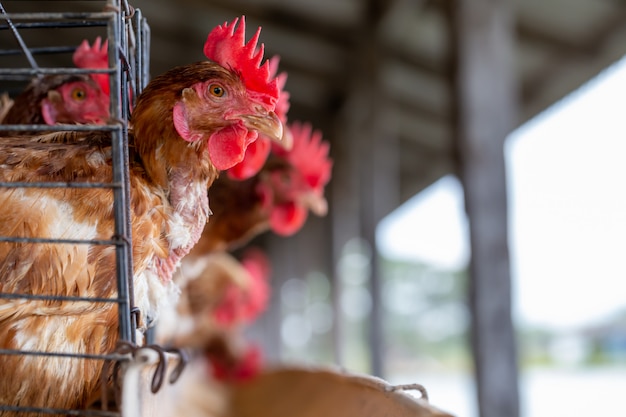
[0,1,150,415]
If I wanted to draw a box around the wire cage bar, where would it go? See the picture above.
[0,1,150,416]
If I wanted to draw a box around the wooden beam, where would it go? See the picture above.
[388,103,452,151]
[517,21,595,56]
[448,1,520,417]
[521,8,626,111]
[382,58,451,115]
[329,0,401,377]
[180,0,360,46]
[359,0,402,379]
[397,139,454,204]
[328,117,359,368]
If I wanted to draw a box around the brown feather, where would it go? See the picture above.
[196,174,268,254]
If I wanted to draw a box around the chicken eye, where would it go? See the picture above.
[208,84,225,98]
[71,88,87,101]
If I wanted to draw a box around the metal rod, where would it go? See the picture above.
[0,182,120,189]
[132,9,150,95]
[0,405,120,417]
[0,12,114,21]
[131,10,141,101]
[120,6,138,343]
[0,46,78,56]
[0,2,40,75]
[0,349,129,361]
[0,20,107,29]
[0,293,127,303]
[141,17,151,89]
[0,236,123,245]
[0,67,114,76]
[132,10,143,99]
[0,123,118,131]
[108,7,134,345]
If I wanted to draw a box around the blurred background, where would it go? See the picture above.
[1,1,626,416]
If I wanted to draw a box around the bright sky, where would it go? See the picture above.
[377,54,626,331]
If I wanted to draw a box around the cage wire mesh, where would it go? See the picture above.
[0,1,150,415]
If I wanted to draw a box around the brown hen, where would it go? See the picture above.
[0,16,282,416]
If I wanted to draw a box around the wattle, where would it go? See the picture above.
[269,202,308,236]
[227,136,271,180]
[209,125,258,171]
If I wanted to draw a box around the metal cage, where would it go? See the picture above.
[0,1,149,416]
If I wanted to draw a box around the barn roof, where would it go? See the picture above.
[1,0,624,207]
[134,0,626,204]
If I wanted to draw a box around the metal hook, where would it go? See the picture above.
[388,383,429,401]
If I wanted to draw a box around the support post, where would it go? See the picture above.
[331,0,401,377]
[450,1,520,416]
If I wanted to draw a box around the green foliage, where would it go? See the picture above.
[380,256,471,372]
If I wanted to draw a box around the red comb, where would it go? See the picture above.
[267,56,290,122]
[239,248,271,322]
[280,122,332,191]
[226,55,289,180]
[73,37,110,95]
[204,17,279,107]
[73,37,108,68]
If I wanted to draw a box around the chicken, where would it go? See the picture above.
[0,73,109,129]
[0,37,111,132]
[187,120,332,255]
[263,121,332,235]
[165,248,271,348]
[0,16,282,416]
[202,248,270,382]
[156,248,271,417]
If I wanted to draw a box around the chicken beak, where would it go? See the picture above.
[240,111,284,144]
[278,125,293,151]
